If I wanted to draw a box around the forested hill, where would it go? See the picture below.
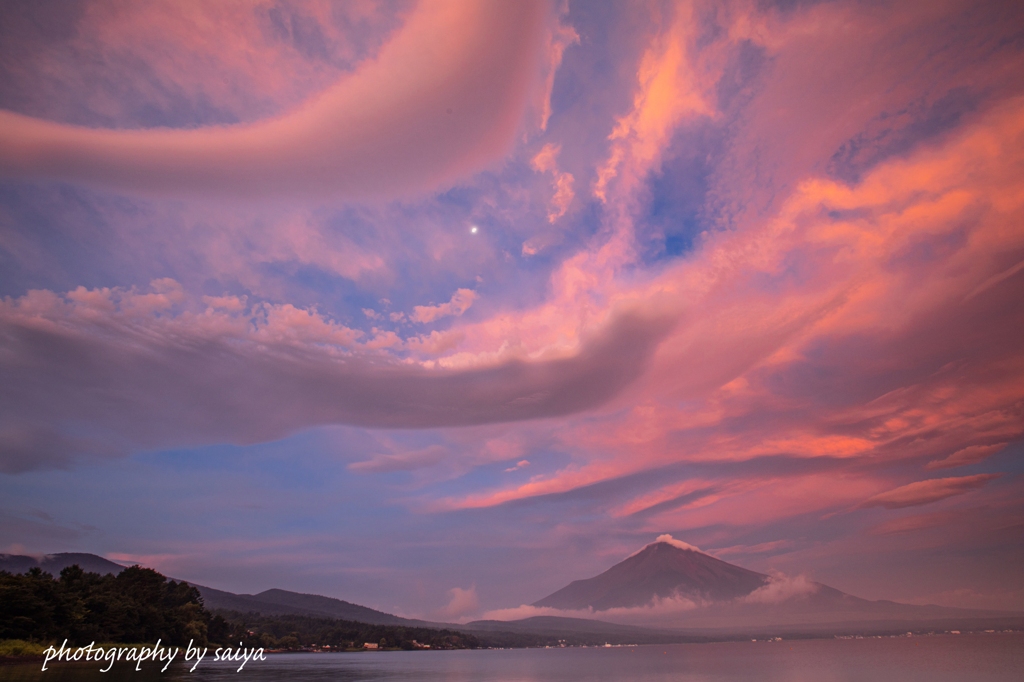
[0,564,228,646]
[0,564,484,650]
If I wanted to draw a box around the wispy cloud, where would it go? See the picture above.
[858,475,1003,510]
[925,444,1007,470]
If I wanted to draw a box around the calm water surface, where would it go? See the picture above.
[6,633,1022,682]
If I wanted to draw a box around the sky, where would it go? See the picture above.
[1,0,1022,623]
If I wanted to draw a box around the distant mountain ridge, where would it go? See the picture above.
[0,552,432,627]
[4,547,1019,637]
[0,552,126,577]
[203,587,437,627]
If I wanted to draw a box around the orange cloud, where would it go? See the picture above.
[411,89,1024,526]
[531,143,575,224]
[593,0,715,204]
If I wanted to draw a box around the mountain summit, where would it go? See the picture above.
[533,535,769,610]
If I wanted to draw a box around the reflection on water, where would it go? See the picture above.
[5,633,1022,682]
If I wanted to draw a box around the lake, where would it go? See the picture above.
[6,633,1022,682]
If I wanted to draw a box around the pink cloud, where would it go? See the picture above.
[867,510,962,536]
[739,574,818,605]
[203,295,248,313]
[925,444,1007,470]
[905,587,1024,612]
[640,475,880,531]
[436,585,480,620]
[858,474,1003,510]
[702,0,1024,230]
[712,540,797,558]
[0,1,548,200]
[0,281,674,471]
[260,213,386,281]
[405,330,467,356]
[12,2,408,127]
[439,81,1024,522]
[411,289,478,324]
[348,445,448,474]
[535,2,579,131]
[482,593,702,624]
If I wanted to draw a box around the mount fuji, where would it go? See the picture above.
[528,535,1014,629]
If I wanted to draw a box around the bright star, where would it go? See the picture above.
[471,226,478,234]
